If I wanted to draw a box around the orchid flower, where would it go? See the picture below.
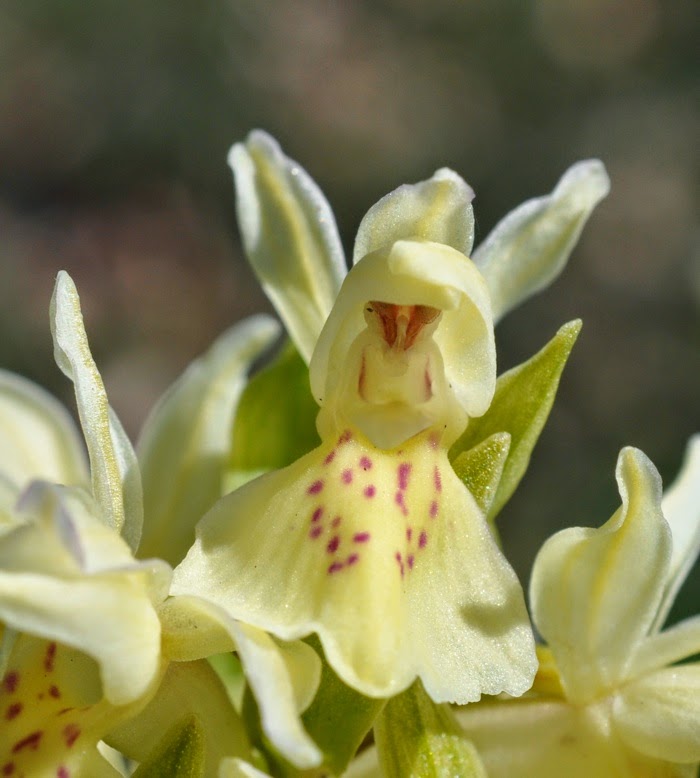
[0,272,324,774]
[172,130,609,705]
[459,439,700,777]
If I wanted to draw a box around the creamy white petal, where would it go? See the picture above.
[613,664,700,763]
[630,615,700,680]
[654,435,700,631]
[137,315,280,566]
[50,271,143,552]
[530,447,672,703]
[229,130,346,363]
[473,159,609,322]
[0,369,88,490]
[353,168,475,262]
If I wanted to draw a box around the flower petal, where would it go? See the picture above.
[50,271,143,552]
[0,634,152,778]
[458,697,681,778]
[473,160,609,322]
[613,664,700,763]
[530,447,672,703]
[229,130,346,363]
[0,369,88,490]
[631,615,700,680]
[653,434,700,631]
[137,315,280,566]
[0,482,169,704]
[353,168,475,263]
[173,429,535,703]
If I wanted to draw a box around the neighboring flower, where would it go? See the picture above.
[0,481,170,777]
[0,272,323,774]
[172,131,608,704]
[459,439,700,778]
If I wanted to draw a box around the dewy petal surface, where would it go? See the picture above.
[229,130,346,364]
[0,369,88,491]
[173,427,535,703]
[530,447,672,703]
[352,168,475,262]
[613,664,700,764]
[50,270,143,552]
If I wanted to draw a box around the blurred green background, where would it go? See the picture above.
[0,1,697,616]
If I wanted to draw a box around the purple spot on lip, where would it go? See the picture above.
[398,462,412,490]
[347,553,359,565]
[419,530,428,548]
[430,500,439,519]
[307,480,324,495]
[309,526,323,539]
[406,526,413,542]
[364,485,376,498]
[311,507,323,523]
[331,515,342,528]
[353,532,370,543]
[395,491,408,515]
[408,554,415,569]
[324,450,336,465]
[341,469,353,484]
[395,551,405,577]
[328,561,344,574]
[434,466,442,493]
[338,430,352,445]
[327,535,340,553]
[359,456,373,470]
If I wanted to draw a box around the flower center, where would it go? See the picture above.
[366,302,441,351]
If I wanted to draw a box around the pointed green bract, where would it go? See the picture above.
[375,681,487,778]
[0,369,88,491]
[229,130,346,364]
[473,160,609,321]
[450,319,581,520]
[132,716,206,778]
[452,432,511,518]
[50,270,143,552]
[353,168,475,263]
[137,316,280,566]
[301,635,386,776]
[228,341,321,477]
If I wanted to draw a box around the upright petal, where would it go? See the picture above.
[653,434,700,631]
[50,271,143,552]
[353,168,475,262]
[530,448,672,703]
[137,315,280,566]
[0,369,88,490]
[229,130,346,363]
[473,160,609,322]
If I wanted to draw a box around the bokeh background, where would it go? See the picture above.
[1,1,698,616]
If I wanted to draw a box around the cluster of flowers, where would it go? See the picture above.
[0,131,698,778]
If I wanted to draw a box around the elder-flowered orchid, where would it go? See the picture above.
[0,272,325,775]
[459,439,700,778]
[172,130,609,705]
